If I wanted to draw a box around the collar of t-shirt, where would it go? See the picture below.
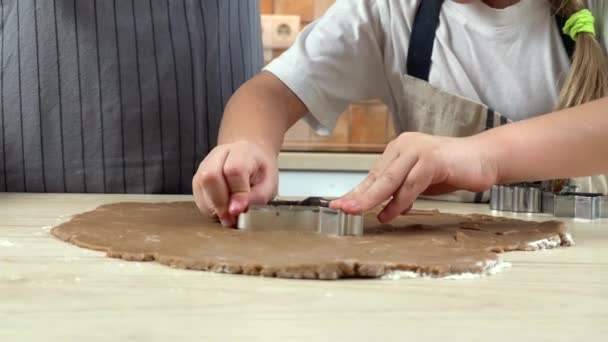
[443,0,548,32]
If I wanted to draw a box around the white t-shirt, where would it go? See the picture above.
[264,0,608,135]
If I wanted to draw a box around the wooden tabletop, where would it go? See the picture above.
[1,193,607,341]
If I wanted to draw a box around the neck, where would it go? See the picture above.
[483,0,521,9]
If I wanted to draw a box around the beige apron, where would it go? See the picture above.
[392,74,608,203]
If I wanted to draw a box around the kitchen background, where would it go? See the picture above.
[260,0,396,154]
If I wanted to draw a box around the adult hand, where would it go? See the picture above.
[192,140,278,227]
[330,132,498,223]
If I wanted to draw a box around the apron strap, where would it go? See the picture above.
[406,1,575,81]
[405,2,575,204]
[406,0,445,82]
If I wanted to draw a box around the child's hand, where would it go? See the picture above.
[192,140,278,227]
[330,132,498,223]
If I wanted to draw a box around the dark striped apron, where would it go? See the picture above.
[0,0,263,194]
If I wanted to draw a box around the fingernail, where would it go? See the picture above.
[220,217,233,227]
[229,201,243,215]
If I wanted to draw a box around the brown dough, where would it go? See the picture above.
[51,202,573,280]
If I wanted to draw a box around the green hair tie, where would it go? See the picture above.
[563,9,596,41]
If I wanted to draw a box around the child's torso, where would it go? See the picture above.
[379,0,605,120]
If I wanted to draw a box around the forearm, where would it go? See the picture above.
[478,97,608,184]
[218,71,307,156]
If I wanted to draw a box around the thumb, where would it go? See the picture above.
[228,192,250,216]
[227,180,276,217]
[228,169,277,216]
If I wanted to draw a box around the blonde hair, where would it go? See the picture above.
[549,0,608,109]
[548,1,608,193]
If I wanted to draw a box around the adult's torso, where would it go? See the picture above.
[0,0,263,194]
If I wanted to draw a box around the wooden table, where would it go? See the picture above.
[1,193,607,341]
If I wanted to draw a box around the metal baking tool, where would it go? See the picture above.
[575,196,601,220]
[236,197,364,236]
[490,184,541,213]
[601,196,608,219]
[553,193,575,218]
[491,183,608,220]
[541,191,555,215]
[490,185,513,211]
[554,191,604,220]
[489,185,500,211]
[513,186,541,213]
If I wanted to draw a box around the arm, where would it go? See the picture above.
[331,97,608,222]
[192,72,307,227]
[217,71,307,156]
[482,96,608,183]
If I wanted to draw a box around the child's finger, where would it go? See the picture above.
[192,148,222,217]
[343,152,418,213]
[223,148,258,217]
[248,169,278,206]
[228,193,250,217]
[378,161,433,223]
[330,174,375,209]
[401,205,413,215]
[194,149,232,226]
[223,150,254,194]
[330,150,399,209]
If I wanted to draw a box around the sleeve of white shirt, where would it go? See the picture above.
[263,0,393,135]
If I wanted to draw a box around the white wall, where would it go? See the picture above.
[278,170,367,197]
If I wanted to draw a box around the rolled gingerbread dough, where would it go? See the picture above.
[51,202,573,280]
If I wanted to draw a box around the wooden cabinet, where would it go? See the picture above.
[274,0,315,23]
[260,0,273,14]
[282,101,395,153]
[313,0,336,19]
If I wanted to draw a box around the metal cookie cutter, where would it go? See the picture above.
[237,197,364,236]
[491,184,608,220]
[551,189,606,220]
[490,184,542,213]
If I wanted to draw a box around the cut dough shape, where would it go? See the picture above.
[51,202,574,280]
